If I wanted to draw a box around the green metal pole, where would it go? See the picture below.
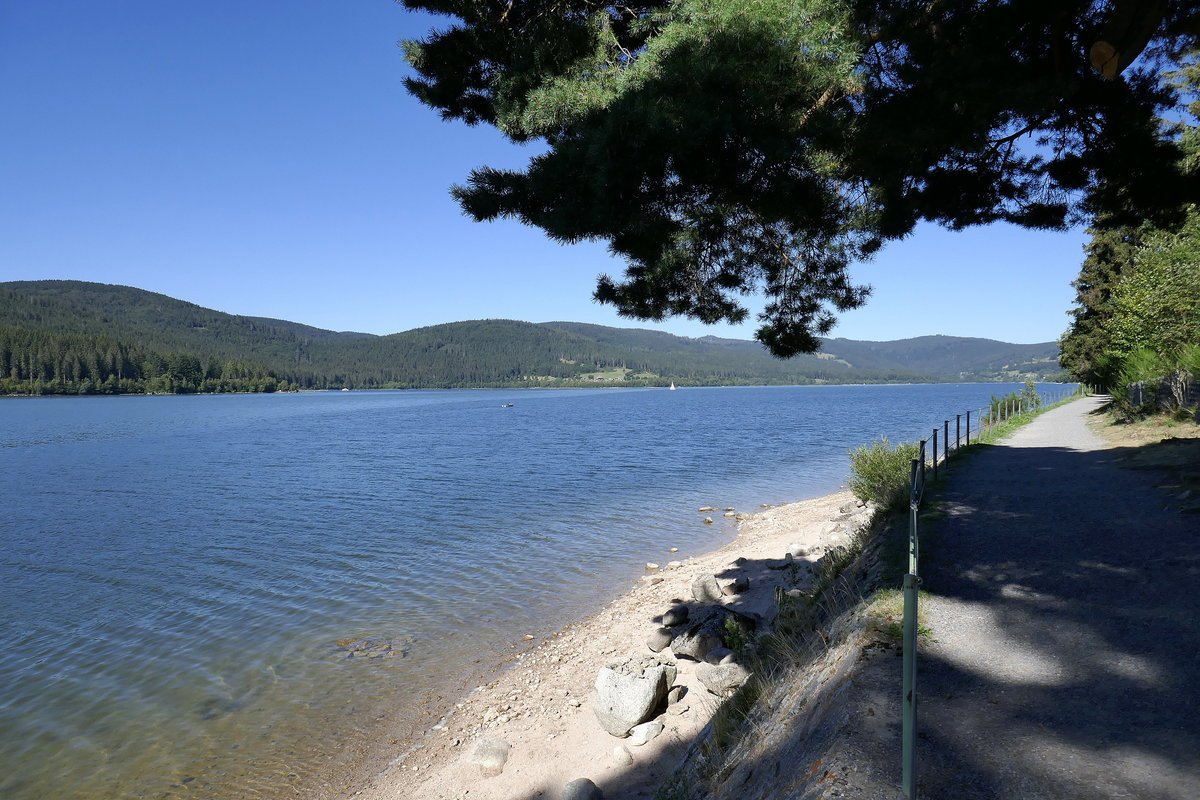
[902,571,919,797]
[903,457,921,797]
[931,429,938,481]
[909,459,919,573]
[919,440,926,489]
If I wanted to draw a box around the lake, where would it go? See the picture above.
[0,384,1067,799]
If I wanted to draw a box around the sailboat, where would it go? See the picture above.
[669,382,676,391]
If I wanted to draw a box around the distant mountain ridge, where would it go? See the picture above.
[0,280,1064,393]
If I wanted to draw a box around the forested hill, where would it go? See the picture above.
[0,280,1063,395]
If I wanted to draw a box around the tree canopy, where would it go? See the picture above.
[402,0,1200,356]
[1105,216,1200,359]
[1060,208,1200,387]
[1060,46,1199,389]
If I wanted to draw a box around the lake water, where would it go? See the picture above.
[0,384,1067,799]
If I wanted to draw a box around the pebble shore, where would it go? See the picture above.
[346,489,879,800]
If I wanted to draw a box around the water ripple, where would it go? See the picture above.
[0,384,1052,800]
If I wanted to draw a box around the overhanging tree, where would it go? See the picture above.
[1060,43,1199,387]
[402,1,1200,356]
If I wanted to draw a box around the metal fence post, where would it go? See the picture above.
[965,410,971,446]
[944,420,950,462]
[902,571,919,798]
[956,414,961,451]
[903,458,920,799]
[909,459,919,572]
[931,429,938,481]
[919,439,926,488]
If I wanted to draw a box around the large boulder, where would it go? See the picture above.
[704,646,735,665]
[721,576,750,595]
[646,627,674,653]
[696,662,752,696]
[592,655,675,737]
[661,604,689,627]
[669,605,755,662]
[670,629,723,662]
[691,573,723,602]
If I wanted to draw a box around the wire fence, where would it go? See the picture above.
[900,384,1084,798]
[1127,371,1199,411]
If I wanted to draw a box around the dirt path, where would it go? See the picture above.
[844,396,1200,799]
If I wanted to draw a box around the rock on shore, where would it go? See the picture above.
[592,655,676,737]
[349,490,879,800]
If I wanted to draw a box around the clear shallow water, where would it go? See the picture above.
[0,384,1063,799]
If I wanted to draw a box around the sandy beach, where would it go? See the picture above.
[345,489,877,800]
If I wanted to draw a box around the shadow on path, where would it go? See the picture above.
[909,430,1200,799]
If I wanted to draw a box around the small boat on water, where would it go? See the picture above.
[669,382,676,391]
[501,402,514,408]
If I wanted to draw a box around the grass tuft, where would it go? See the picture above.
[863,587,932,641]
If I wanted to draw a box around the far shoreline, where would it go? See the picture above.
[0,378,1075,400]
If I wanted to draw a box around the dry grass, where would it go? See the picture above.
[1090,405,1200,513]
[1091,406,1200,447]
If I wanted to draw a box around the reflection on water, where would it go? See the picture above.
[0,385,1052,798]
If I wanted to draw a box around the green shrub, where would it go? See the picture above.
[1021,378,1042,410]
[848,437,920,510]
[1114,348,1169,413]
[1117,347,1169,391]
[988,391,1020,421]
[723,615,750,655]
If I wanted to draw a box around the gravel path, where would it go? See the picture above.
[907,396,1200,799]
[770,396,1200,800]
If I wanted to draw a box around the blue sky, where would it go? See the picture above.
[1,1,1090,346]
